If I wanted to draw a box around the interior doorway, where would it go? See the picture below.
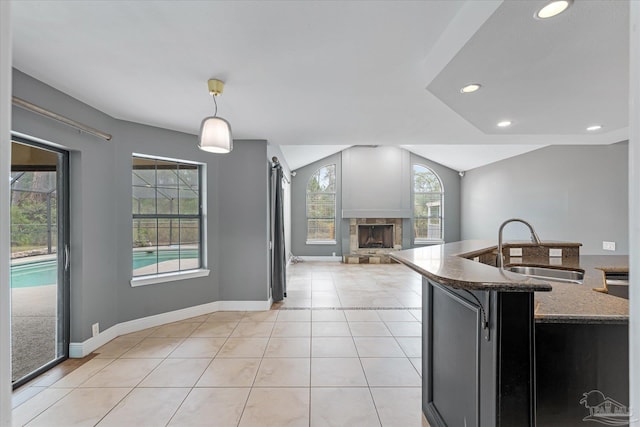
[10,137,69,387]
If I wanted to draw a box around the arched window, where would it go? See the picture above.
[413,164,444,242]
[306,164,336,243]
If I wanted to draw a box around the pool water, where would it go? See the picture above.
[10,249,199,288]
[10,259,57,289]
[132,249,199,270]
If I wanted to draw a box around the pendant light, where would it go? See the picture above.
[198,79,233,153]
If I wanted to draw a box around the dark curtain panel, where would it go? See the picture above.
[271,163,286,301]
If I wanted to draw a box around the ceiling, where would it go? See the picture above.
[11,0,630,172]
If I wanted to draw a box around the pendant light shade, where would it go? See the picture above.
[198,116,233,153]
[198,78,233,153]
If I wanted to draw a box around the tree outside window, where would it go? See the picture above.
[132,155,203,277]
[306,164,336,242]
[413,164,443,242]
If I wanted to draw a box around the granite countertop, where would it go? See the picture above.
[391,240,629,324]
[533,255,628,324]
[390,240,553,292]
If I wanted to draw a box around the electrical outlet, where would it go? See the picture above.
[92,323,100,337]
[549,248,563,257]
[473,257,480,262]
[509,248,523,257]
[603,241,616,251]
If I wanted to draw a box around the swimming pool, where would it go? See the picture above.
[10,259,57,289]
[10,249,199,288]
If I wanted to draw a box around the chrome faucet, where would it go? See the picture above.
[497,218,542,269]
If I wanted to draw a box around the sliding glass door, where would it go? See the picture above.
[10,137,69,387]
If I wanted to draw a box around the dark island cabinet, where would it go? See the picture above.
[535,322,629,426]
[423,278,537,426]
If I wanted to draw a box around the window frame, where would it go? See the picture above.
[305,164,337,245]
[412,164,444,244]
[130,153,209,287]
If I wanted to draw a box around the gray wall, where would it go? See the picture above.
[291,152,343,257]
[410,152,461,245]
[461,143,629,255]
[218,141,270,301]
[342,146,411,218]
[290,147,461,256]
[12,69,271,342]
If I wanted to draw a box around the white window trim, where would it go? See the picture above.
[412,164,445,244]
[131,154,208,287]
[306,239,337,245]
[306,164,337,242]
[130,268,210,287]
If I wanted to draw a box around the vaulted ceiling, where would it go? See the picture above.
[11,0,629,171]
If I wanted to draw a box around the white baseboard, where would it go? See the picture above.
[219,299,272,311]
[69,299,272,358]
[297,256,342,262]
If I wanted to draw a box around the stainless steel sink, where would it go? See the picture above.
[605,272,629,299]
[506,266,585,284]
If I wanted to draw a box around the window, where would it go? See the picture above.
[306,164,336,243]
[132,155,205,281]
[413,164,443,242]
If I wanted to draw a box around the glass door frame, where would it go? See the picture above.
[11,135,70,389]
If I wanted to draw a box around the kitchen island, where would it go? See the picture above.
[391,240,629,427]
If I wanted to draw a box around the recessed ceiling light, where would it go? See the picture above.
[586,125,603,131]
[497,120,512,128]
[460,83,481,94]
[536,0,572,19]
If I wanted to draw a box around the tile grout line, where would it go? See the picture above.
[163,313,240,426]
[234,309,276,427]
[95,325,194,426]
[350,308,384,427]
[308,307,313,427]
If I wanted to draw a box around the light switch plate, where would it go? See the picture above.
[549,248,562,257]
[509,248,523,257]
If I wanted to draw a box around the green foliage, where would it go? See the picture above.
[306,165,336,240]
[10,193,56,250]
[133,218,200,248]
[307,165,336,192]
[413,165,443,240]
[414,165,442,192]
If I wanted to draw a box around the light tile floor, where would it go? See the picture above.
[12,262,428,427]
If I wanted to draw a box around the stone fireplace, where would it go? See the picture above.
[345,218,403,264]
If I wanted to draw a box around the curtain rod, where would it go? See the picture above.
[271,156,290,184]
[12,96,112,141]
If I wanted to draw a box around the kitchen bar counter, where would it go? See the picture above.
[390,240,553,291]
[391,240,629,323]
[391,240,629,426]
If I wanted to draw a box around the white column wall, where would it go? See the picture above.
[0,1,12,426]
[629,2,639,425]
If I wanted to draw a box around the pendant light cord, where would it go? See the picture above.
[211,94,218,117]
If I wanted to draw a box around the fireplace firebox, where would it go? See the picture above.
[358,224,394,249]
